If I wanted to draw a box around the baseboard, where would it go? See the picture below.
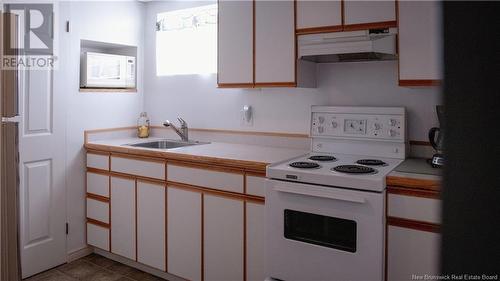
[94,248,184,281]
[67,246,93,262]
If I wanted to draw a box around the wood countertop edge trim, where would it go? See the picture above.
[84,143,269,172]
[386,175,441,193]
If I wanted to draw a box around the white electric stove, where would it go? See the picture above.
[265,106,407,281]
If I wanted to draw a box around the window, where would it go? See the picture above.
[156,4,217,76]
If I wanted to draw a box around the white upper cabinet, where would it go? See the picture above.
[344,0,396,26]
[217,0,254,86]
[398,0,443,86]
[296,0,342,31]
[254,0,295,85]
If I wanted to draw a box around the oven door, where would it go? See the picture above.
[266,179,385,281]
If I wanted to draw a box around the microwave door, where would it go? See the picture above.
[86,53,127,88]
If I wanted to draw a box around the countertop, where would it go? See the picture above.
[85,137,308,172]
[387,158,442,192]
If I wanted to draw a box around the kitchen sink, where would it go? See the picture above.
[127,140,209,149]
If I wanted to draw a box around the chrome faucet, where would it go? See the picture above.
[163,118,189,141]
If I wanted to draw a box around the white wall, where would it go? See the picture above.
[143,1,441,142]
[62,1,145,254]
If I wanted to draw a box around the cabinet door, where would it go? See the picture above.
[137,180,166,271]
[387,226,441,281]
[204,195,244,281]
[218,0,253,86]
[110,176,136,260]
[167,186,202,281]
[255,0,295,85]
[296,0,342,32]
[398,1,442,85]
[344,1,396,26]
[246,202,265,281]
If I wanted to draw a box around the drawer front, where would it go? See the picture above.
[87,172,109,197]
[246,175,266,197]
[87,153,109,170]
[388,194,441,224]
[167,164,244,194]
[87,223,110,251]
[111,156,165,180]
[86,198,110,223]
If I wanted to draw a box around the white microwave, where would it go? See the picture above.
[80,52,136,88]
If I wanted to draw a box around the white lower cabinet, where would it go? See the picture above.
[137,180,166,271]
[246,202,266,281]
[204,195,244,281]
[167,186,202,281]
[387,226,441,281]
[110,176,136,260]
[87,223,109,251]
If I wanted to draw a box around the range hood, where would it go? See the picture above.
[298,28,398,63]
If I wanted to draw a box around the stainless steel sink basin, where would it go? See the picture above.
[127,140,209,149]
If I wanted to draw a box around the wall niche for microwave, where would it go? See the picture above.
[79,40,138,93]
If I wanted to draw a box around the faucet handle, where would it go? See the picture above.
[177,117,187,127]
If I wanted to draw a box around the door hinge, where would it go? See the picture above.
[66,223,69,235]
[66,21,70,33]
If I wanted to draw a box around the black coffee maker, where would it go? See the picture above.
[428,106,444,167]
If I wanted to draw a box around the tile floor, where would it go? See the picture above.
[25,253,167,281]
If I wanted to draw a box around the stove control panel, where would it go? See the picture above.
[311,112,405,141]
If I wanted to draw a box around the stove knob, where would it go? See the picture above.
[373,123,381,130]
[389,129,398,137]
[331,121,338,129]
[318,126,325,134]
[318,116,325,124]
[389,119,398,126]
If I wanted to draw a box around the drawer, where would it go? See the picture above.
[167,164,244,194]
[87,153,109,170]
[87,172,109,197]
[111,156,165,180]
[246,175,266,197]
[388,194,441,224]
[86,198,109,223]
[87,223,110,251]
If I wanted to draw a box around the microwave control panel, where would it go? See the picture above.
[311,112,405,141]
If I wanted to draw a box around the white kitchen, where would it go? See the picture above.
[1,1,498,281]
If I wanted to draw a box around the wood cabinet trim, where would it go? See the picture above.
[387,216,440,233]
[343,20,397,31]
[296,25,343,35]
[398,79,442,87]
[387,176,441,192]
[110,152,166,164]
[136,177,167,187]
[168,160,245,175]
[87,218,110,229]
[86,168,111,176]
[387,185,440,199]
[217,83,255,89]
[254,82,296,88]
[87,193,110,203]
[87,150,110,156]
[167,181,265,204]
[245,171,266,178]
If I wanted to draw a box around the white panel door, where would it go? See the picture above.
[204,195,244,281]
[344,1,396,25]
[17,3,68,278]
[398,0,442,81]
[255,0,295,84]
[387,226,441,281]
[296,0,342,30]
[167,186,202,281]
[218,0,253,85]
[137,180,166,271]
[110,176,136,260]
[246,202,266,281]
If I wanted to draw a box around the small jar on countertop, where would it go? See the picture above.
[137,112,150,138]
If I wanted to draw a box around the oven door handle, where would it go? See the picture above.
[273,184,366,204]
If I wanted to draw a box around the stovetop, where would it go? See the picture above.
[267,153,403,192]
